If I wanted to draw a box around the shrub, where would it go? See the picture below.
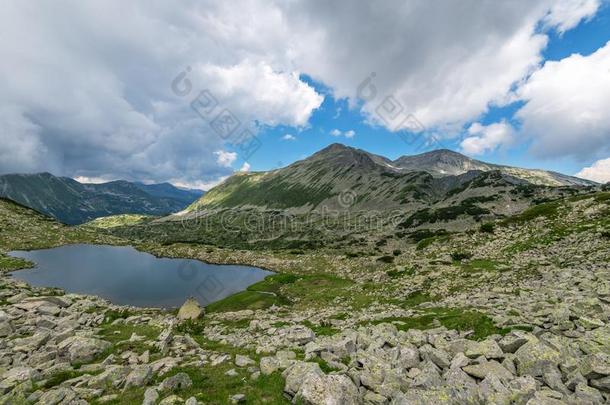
[392,249,402,256]
[480,222,495,233]
[450,251,473,262]
[377,255,395,264]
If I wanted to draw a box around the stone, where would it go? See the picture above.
[462,360,513,382]
[498,331,530,353]
[580,353,610,378]
[177,298,203,321]
[514,341,561,377]
[294,373,359,405]
[37,387,77,405]
[124,365,153,389]
[159,372,192,392]
[143,387,159,405]
[260,357,280,375]
[398,345,420,369]
[230,393,246,403]
[235,354,254,367]
[58,336,111,365]
[590,376,610,392]
[464,339,503,359]
[185,397,199,405]
[282,361,323,396]
[159,395,183,405]
[420,345,450,369]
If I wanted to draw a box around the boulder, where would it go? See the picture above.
[177,298,204,321]
[58,336,111,365]
[294,373,360,405]
[514,341,560,377]
[282,361,323,397]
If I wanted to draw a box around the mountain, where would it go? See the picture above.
[392,149,593,186]
[0,173,204,225]
[185,144,593,215]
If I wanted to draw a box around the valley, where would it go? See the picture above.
[1,146,609,404]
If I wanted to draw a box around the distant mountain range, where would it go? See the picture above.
[185,144,595,215]
[0,173,204,225]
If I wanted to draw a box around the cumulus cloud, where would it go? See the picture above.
[330,129,355,138]
[214,150,237,168]
[239,162,251,172]
[282,134,296,141]
[0,0,602,184]
[461,121,515,156]
[516,40,610,159]
[576,158,610,183]
[543,0,600,33]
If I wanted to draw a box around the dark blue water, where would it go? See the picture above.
[9,244,273,308]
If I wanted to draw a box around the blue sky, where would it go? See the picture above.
[232,3,610,178]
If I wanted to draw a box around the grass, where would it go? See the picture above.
[0,254,33,272]
[302,320,339,336]
[364,307,510,341]
[502,201,561,225]
[459,259,503,273]
[94,365,289,405]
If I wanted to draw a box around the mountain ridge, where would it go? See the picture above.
[0,172,204,225]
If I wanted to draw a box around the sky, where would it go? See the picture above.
[1,0,610,189]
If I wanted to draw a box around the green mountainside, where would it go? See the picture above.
[0,172,204,225]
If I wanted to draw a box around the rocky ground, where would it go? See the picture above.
[0,192,609,404]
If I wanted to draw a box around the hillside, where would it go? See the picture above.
[0,173,204,225]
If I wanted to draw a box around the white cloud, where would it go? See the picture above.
[214,150,237,168]
[576,158,610,183]
[516,40,610,159]
[460,121,515,156]
[282,134,296,141]
[0,0,602,184]
[543,0,599,33]
[239,162,251,172]
[330,129,355,138]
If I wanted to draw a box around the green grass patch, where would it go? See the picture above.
[302,320,339,336]
[364,307,510,341]
[0,254,33,272]
[460,259,503,273]
[502,201,561,225]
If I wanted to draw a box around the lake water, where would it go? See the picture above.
[9,244,273,308]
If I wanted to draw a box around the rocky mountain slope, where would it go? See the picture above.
[186,144,593,214]
[0,173,204,225]
[1,185,609,404]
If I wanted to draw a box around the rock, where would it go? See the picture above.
[450,353,470,369]
[58,336,111,365]
[235,355,254,367]
[514,341,560,377]
[294,373,359,405]
[0,321,13,337]
[398,344,420,369]
[282,361,323,396]
[573,383,605,404]
[590,376,610,392]
[159,395,183,405]
[283,325,316,345]
[464,339,503,359]
[260,357,280,375]
[462,360,513,382]
[177,298,203,321]
[498,331,530,353]
[124,365,153,389]
[225,369,238,377]
[580,353,610,378]
[143,387,159,405]
[230,393,246,403]
[420,345,450,369]
[159,372,192,392]
[185,397,199,405]
[37,387,77,405]
[363,390,387,404]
